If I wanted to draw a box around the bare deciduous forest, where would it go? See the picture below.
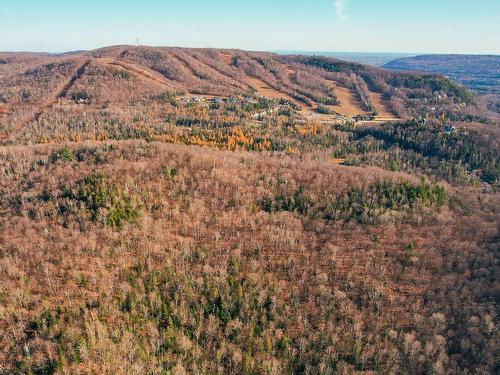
[0,46,498,374]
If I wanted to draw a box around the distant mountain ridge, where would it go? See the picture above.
[274,51,416,66]
[1,45,479,143]
[383,54,500,95]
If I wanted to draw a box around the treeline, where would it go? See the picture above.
[354,120,499,184]
[281,55,364,73]
[259,180,447,224]
[387,75,475,105]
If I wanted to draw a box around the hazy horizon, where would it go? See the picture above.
[2,45,497,69]
[2,45,498,58]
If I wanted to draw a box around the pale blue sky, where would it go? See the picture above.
[1,0,499,54]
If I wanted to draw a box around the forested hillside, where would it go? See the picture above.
[0,46,498,374]
[1,46,489,144]
[384,54,500,95]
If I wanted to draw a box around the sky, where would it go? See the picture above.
[0,0,499,54]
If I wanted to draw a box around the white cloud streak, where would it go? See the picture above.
[334,0,350,20]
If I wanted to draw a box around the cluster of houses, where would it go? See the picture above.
[251,106,282,119]
[353,114,377,122]
[178,96,208,106]
[178,95,258,108]
[418,118,460,135]
[178,95,289,118]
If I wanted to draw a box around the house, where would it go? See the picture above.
[210,97,224,105]
[443,124,456,134]
[417,117,427,125]
[353,114,375,122]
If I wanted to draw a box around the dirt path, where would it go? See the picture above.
[329,85,367,116]
[369,91,396,118]
[357,118,401,126]
[1,59,91,142]
[287,68,298,84]
[98,58,177,89]
[188,53,252,92]
[220,52,233,66]
[57,60,91,100]
[32,59,91,123]
[167,52,203,81]
[0,105,6,139]
[243,76,309,109]
[0,105,6,123]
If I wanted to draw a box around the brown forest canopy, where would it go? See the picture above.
[0,46,498,374]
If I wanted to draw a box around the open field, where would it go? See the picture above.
[243,76,308,109]
[330,85,367,116]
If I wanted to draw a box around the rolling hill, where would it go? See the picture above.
[384,54,500,95]
[0,46,499,374]
[0,46,483,143]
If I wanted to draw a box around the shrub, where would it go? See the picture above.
[67,174,140,227]
[316,105,333,115]
[162,166,177,179]
[259,186,311,215]
[49,147,74,163]
[20,89,32,102]
[0,91,9,103]
[113,70,132,81]
[260,180,447,224]
[324,180,447,223]
[151,91,177,105]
